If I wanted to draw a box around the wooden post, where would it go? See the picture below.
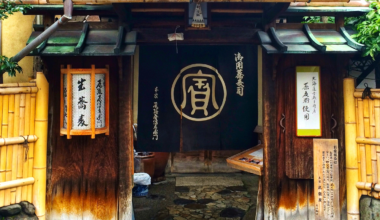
[344,78,359,220]
[256,175,264,220]
[33,72,49,220]
[118,56,134,220]
[261,46,278,219]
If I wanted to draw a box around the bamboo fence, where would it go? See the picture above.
[0,73,48,220]
[345,78,380,219]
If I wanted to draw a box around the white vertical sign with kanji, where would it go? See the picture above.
[296,66,322,137]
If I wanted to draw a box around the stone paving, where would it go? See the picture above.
[155,185,254,220]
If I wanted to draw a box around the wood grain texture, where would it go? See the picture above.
[276,55,333,179]
[45,57,120,220]
[118,56,134,220]
[262,48,278,220]
[274,54,347,219]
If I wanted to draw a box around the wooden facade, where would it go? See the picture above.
[262,53,349,219]
[13,2,371,220]
[44,56,132,219]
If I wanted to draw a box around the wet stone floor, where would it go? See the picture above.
[133,173,258,220]
[156,185,253,220]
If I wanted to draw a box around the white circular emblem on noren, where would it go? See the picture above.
[171,64,227,122]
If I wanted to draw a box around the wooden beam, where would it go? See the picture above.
[335,15,344,31]
[261,47,278,219]
[303,24,326,52]
[339,27,365,52]
[268,27,287,52]
[32,39,48,55]
[74,23,89,54]
[118,56,134,220]
[135,27,260,44]
[113,3,131,30]
[262,3,290,26]
[211,9,263,13]
[131,8,184,13]
[114,26,125,54]
[276,23,335,30]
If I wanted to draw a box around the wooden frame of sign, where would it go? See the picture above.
[226,144,263,176]
[60,65,110,139]
[296,66,322,137]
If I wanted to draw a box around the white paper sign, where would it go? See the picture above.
[296,66,322,137]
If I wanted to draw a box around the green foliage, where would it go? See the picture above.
[0,0,30,20]
[350,2,380,59]
[302,16,335,24]
[0,56,22,77]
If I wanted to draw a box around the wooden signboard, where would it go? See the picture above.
[313,139,340,220]
[226,144,263,176]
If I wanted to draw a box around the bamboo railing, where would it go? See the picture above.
[345,78,380,219]
[0,73,48,220]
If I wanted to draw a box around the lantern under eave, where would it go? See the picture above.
[60,64,109,139]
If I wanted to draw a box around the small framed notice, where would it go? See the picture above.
[296,66,322,137]
[226,144,263,176]
[313,139,340,220]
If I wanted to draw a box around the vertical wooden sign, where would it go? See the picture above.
[313,139,340,220]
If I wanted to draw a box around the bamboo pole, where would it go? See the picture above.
[0,177,34,190]
[4,94,14,205]
[11,94,20,203]
[356,98,362,195]
[344,78,359,220]
[23,93,31,202]
[358,98,367,192]
[355,92,380,99]
[375,100,380,187]
[0,135,37,146]
[364,99,373,183]
[0,87,37,95]
[19,94,26,201]
[357,182,380,192]
[14,94,21,202]
[0,83,36,88]
[0,95,8,207]
[28,93,36,202]
[369,99,378,197]
[33,72,48,220]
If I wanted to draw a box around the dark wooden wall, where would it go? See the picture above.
[263,52,348,219]
[44,57,120,220]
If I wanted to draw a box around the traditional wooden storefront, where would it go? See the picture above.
[12,1,371,219]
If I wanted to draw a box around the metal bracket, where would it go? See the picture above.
[280,113,285,133]
[331,114,337,137]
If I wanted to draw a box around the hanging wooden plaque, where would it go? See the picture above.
[296,66,322,137]
[313,139,340,220]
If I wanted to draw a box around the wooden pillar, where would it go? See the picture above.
[344,78,359,220]
[118,56,134,220]
[261,46,278,220]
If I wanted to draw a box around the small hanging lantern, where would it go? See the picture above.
[60,64,109,139]
[191,3,206,28]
